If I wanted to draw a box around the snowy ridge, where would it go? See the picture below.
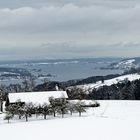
[111,59,136,69]
[115,59,135,68]
[77,73,140,91]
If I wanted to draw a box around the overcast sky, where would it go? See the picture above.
[0,0,140,60]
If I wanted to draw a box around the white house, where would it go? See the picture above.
[7,91,68,105]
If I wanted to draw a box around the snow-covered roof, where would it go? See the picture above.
[8,91,68,104]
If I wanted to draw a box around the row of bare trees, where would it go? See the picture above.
[4,97,87,123]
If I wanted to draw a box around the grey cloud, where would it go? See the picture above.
[0,4,140,35]
[39,41,140,58]
[0,0,138,8]
[0,1,139,59]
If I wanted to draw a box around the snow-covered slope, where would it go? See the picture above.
[77,73,140,91]
[109,57,140,70]
[113,59,136,69]
[0,100,140,140]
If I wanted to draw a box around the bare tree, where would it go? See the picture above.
[0,92,3,112]
[57,98,68,118]
[42,103,50,119]
[75,101,86,117]
[22,103,33,122]
[4,112,13,123]
[49,97,58,117]
[67,102,76,116]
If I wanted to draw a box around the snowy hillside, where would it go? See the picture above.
[0,100,140,140]
[109,57,140,70]
[113,59,136,69]
[77,73,140,91]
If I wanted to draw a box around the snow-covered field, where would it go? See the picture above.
[77,73,140,91]
[0,100,140,140]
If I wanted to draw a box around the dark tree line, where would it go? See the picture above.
[61,74,121,87]
[88,79,140,100]
[67,79,140,100]
[123,67,140,75]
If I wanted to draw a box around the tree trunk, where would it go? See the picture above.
[61,109,64,118]
[36,114,39,118]
[44,114,47,119]
[19,115,21,119]
[53,111,56,117]
[79,112,81,117]
[62,113,64,118]
[0,101,3,112]
[25,115,28,122]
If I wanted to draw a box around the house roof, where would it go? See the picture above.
[8,91,68,105]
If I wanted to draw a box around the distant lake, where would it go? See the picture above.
[0,58,123,83]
